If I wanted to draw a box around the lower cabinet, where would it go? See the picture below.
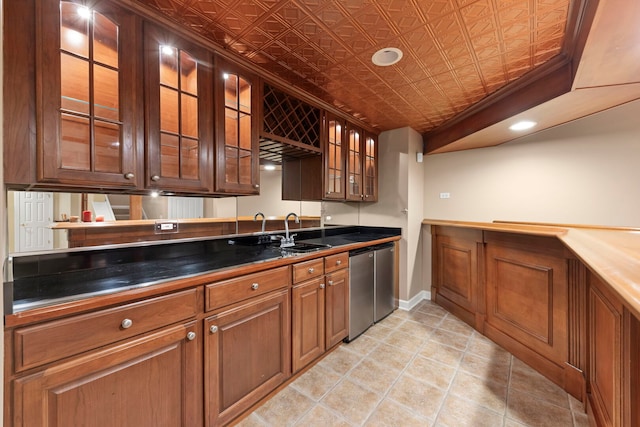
[205,288,291,426]
[12,322,202,427]
[325,268,349,348]
[292,277,326,373]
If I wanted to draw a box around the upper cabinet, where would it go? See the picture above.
[143,23,213,193]
[345,124,378,202]
[214,58,260,195]
[36,0,140,189]
[324,113,346,200]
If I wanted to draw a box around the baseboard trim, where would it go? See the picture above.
[399,290,431,311]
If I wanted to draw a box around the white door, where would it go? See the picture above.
[15,192,54,252]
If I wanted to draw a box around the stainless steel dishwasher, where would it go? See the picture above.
[347,243,396,341]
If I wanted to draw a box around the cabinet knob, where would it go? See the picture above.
[210,325,218,334]
[151,175,160,182]
[251,283,259,290]
[186,331,196,341]
[121,318,133,329]
[320,283,325,289]
[326,191,331,195]
[254,184,260,188]
[328,280,334,286]
[336,260,342,266]
[124,172,135,180]
[308,268,314,274]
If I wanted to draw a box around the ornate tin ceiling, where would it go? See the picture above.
[136,0,571,134]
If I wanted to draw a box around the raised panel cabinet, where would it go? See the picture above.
[205,288,290,426]
[325,267,349,348]
[12,322,202,427]
[292,277,325,373]
[214,57,260,194]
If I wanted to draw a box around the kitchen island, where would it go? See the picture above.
[424,219,640,427]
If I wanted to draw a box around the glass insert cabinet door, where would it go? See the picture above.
[324,113,346,200]
[38,0,139,188]
[346,122,363,201]
[144,24,213,193]
[215,58,259,194]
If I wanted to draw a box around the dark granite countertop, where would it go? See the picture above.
[4,226,401,314]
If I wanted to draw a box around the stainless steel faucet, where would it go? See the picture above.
[282,212,299,247]
[253,212,266,234]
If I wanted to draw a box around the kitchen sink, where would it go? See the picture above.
[280,242,332,253]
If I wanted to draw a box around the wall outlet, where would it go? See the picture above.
[439,192,451,199]
[155,220,179,234]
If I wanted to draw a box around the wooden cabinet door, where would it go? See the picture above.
[325,268,349,348]
[12,322,202,427]
[214,57,260,194]
[588,273,622,427]
[345,122,363,201]
[362,131,378,202]
[292,277,325,373]
[144,23,213,193]
[323,113,346,200]
[36,0,140,189]
[205,289,290,426]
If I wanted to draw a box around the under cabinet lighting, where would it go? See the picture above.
[264,164,276,171]
[150,191,159,198]
[509,121,537,131]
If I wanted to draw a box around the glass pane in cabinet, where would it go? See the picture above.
[239,77,251,113]
[181,93,198,138]
[239,149,252,184]
[181,138,199,180]
[93,12,118,68]
[160,86,179,133]
[159,45,178,88]
[224,74,238,109]
[93,64,119,121]
[61,53,89,114]
[160,133,179,178]
[60,2,89,58]
[225,146,239,184]
[180,51,198,95]
[225,108,238,147]
[60,114,90,170]
[328,141,336,169]
[239,113,252,150]
[94,120,121,173]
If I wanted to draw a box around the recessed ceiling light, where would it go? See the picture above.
[372,48,403,66]
[264,164,276,171]
[509,120,537,131]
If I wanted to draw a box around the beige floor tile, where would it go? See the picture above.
[449,371,508,414]
[348,357,402,395]
[504,419,528,427]
[419,340,464,367]
[415,301,449,318]
[573,410,590,427]
[405,355,457,390]
[365,398,434,427]
[253,386,316,426]
[435,394,504,427]
[506,388,573,427]
[387,375,447,420]
[568,394,586,413]
[363,323,394,341]
[293,405,352,427]
[343,334,381,357]
[459,352,511,386]
[509,358,570,409]
[466,333,512,362]
[376,313,406,329]
[383,329,427,353]
[367,343,415,371]
[430,329,471,351]
[233,412,269,427]
[321,378,382,425]
[437,315,475,337]
[319,346,364,375]
[290,362,343,401]
[396,318,435,337]
[406,310,445,327]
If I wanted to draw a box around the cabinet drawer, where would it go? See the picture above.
[14,288,200,372]
[292,258,324,283]
[206,266,290,312]
[324,252,349,273]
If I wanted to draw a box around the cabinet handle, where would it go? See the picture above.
[308,268,314,274]
[151,175,160,182]
[251,283,259,290]
[328,280,334,286]
[121,318,133,329]
[186,332,196,341]
[336,260,342,266]
[124,172,135,180]
[320,283,325,289]
[210,325,218,334]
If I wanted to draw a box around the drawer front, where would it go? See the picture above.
[324,252,349,274]
[292,258,324,283]
[206,266,290,312]
[14,288,200,372]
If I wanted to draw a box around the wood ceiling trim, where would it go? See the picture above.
[423,0,597,154]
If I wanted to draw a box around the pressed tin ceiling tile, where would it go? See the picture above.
[136,0,572,133]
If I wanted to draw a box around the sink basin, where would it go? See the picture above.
[280,242,331,253]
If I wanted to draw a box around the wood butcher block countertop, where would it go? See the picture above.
[423,219,640,319]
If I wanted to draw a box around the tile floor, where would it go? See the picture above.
[237,300,590,427]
